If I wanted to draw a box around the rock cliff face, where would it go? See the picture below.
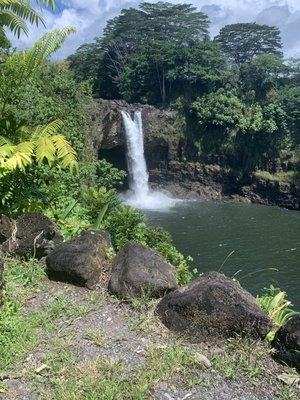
[87,99,182,171]
[86,99,299,210]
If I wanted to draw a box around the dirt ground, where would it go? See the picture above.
[1,278,300,400]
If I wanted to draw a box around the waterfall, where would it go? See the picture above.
[121,110,176,210]
[121,110,149,200]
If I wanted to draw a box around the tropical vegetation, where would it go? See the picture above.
[69,1,300,181]
[0,4,299,397]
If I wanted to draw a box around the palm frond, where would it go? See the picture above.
[0,119,77,173]
[31,119,64,139]
[0,10,28,36]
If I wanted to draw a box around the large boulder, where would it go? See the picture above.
[108,242,178,298]
[156,271,273,340]
[46,230,112,289]
[1,213,63,259]
[272,314,300,371]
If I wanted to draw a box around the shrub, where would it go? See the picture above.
[82,187,122,223]
[104,206,148,250]
[257,285,299,340]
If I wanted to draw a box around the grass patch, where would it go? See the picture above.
[211,336,269,381]
[0,258,46,375]
[254,170,297,184]
[0,257,97,375]
[84,329,107,347]
[41,344,203,399]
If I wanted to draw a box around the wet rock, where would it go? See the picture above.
[46,230,112,289]
[1,213,63,259]
[108,242,177,298]
[156,271,273,340]
[272,314,300,371]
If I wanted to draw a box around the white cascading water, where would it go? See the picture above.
[121,110,176,210]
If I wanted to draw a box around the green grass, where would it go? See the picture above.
[41,344,202,399]
[0,257,46,374]
[0,257,98,376]
[84,329,108,347]
[254,170,297,184]
[211,336,269,381]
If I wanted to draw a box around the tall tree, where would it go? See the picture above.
[69,2,210,104]
[215,23,283,64]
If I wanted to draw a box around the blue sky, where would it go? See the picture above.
[13,1,300,59]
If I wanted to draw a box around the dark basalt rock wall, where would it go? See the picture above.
[86,99,182,171]
[86,98,299,210]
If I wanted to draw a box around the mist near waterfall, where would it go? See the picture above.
[121,110,176,210]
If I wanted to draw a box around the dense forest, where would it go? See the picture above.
[69,1,300,179]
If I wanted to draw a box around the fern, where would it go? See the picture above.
[0,120,77,173]
[0,1,56,39]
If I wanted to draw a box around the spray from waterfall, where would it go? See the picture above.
[121,110,176,210]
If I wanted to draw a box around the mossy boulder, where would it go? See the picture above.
[46,230,112,289]
[156,271,273,340]
[272,314,300,371]
[108,242,177,299]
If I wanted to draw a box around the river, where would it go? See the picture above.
[145,201,300,309]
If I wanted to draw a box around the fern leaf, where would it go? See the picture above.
[34,135,56,165]
[51,134,77,169]
[22,27,76,78]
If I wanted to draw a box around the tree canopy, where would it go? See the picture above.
[215,23,283,64]
[67,3,299,179]
[69,1,211,105]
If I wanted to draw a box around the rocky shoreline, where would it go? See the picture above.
[89,99,299,211]
[149,162,299,210]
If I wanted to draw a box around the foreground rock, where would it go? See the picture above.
[156,271,273,340]
[0,213,63,259]
[273,314,300,371]
[46,230,112,289]
[108,242,177,298]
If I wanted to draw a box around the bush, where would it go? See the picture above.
[104,206,148,250]
[82,187,122,223]
[257,285,299,341]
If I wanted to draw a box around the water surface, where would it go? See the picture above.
[145,201,300,309]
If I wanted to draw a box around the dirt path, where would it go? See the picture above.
[1,278,299,400]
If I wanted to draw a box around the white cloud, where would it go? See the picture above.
[11,1,300,58]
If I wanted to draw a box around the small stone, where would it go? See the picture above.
[277,373,300,386]
[35,364,49,374]
[194,352,212,368]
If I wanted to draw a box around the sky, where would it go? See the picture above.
[13,1,300,59]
